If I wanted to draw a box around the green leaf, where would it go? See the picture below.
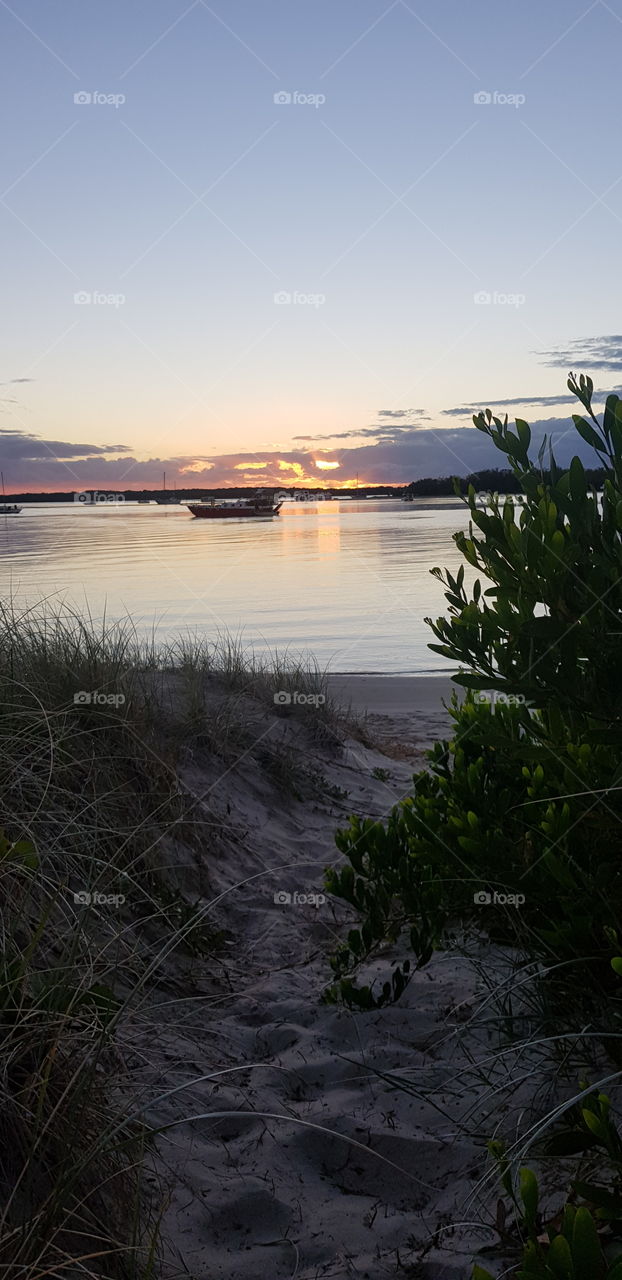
[572,1181,622,1220]
[602,393,619,439]
[569,455,587,503]
[562,1205,576,1242]
[572,415,605,453]
[545,1130,599,1157]
[0,836,38,869]
[520,1167,539,1228]
[572,1206,605,1279]
[516,418,532,452]
[582,1109,607,1140]
[548,1233,574,1279]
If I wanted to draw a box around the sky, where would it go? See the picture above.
[2,0,622,490]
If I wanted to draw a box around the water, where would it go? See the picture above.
[0,497,474,674]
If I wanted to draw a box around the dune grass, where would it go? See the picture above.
[0,599,349,1279]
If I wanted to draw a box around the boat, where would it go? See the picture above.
[155,471,181,505]
[0,472,21,515]
[186,492,282,519]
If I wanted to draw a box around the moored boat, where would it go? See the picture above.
[186,493,282,519]
[155,471,181,504]
[0,473,21,514]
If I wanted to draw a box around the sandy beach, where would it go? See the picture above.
[327,673,455,717]
[328,673,456,758]
[128,671,547,1280]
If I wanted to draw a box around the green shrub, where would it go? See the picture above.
[326,374,622,1008]
[325,372,622,1278]
[476,1086,622,1278]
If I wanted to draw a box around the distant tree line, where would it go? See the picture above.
[403,465,607,498]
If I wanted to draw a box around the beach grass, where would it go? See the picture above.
[0,599,354,1278]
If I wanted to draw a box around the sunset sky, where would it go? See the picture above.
[2,0,622,490]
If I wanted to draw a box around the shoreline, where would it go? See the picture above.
[326,671,456,716]
[326,672,457,756]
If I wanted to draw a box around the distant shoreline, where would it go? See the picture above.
[0,486,407,503]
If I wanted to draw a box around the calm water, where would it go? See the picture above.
[0,497,474,674]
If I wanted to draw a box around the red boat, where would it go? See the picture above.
[186,493,282,519]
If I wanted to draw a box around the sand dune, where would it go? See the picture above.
[133,677,562,1279]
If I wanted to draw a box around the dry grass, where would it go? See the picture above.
[0,601,351,1278]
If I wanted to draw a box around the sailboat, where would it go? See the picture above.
[0,472,21,515]
[155,471,181,505]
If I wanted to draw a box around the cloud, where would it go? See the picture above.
[294,424,424,441]
[442,388,622,417]
[308,418,596,483]
[4,407,611,493]
[179,459,215,473]
[0,377,35,407]
[295,409,430,444]
[377,408,426,418]
[538,335,622,372]
[0,430,132,461]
